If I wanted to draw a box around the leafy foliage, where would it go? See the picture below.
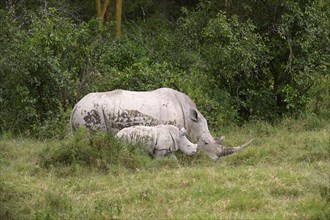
[174,1,329,120]
[0,1,329,136]
[0,8,91,135]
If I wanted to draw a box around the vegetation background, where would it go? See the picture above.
[0,0,329,219]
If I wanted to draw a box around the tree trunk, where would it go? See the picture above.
[95,0,122,39]
[115,0,122,39]
[95,0,110,24]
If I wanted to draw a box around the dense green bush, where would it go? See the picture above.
[0,1,329,137]
[174,1,329,121]
[203,13,271,120]
[0,8,91,136]
[0,9,31,132]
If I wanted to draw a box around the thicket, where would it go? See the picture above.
[0,0,329,138]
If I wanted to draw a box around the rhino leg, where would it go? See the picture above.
[153,149,167,159]
[153,150,178,160]
[167,153,178,161]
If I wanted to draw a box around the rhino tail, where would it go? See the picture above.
[70,106,77,133]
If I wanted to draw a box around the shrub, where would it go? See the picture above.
[174,1,330,121]
[1,1,329,137]
[39,128,152,171]
[0,8,92,135]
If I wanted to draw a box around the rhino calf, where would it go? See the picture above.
[115,125,197,159]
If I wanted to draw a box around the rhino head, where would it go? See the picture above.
[197,136,254,161]
[187,108,254,161]
[176,127,198,156]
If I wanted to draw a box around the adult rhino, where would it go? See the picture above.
[116,125,197,159]
[70,88,253,160]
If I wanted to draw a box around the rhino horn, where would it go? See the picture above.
[217,138,254,157]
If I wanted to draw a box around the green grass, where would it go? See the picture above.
[1,117,329,219]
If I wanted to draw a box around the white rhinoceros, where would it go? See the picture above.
[70,88,253,160]
[115,125,197,159]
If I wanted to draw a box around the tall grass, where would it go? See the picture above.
[0,117,329,219]
[39,128,156,172]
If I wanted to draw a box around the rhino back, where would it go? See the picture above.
[71,88,196,134]
[101,89,185,132]
[116,126,157,153]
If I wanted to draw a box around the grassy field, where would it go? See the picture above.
[1,117,329,219]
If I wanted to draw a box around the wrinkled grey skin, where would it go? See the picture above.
[70,88,253,160]
[116,125,197,159]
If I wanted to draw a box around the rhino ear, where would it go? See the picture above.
[190,109,198,122]
[179,127,186,136]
